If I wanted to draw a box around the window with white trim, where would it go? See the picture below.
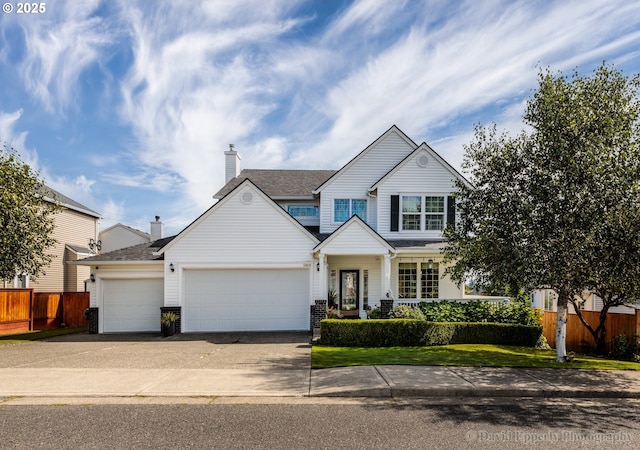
[420,262,439,298]
[398,262,440,299]
[287,205,318,218]
[334,198,367,222]
[401,195,445,231]
[398,263,417,298]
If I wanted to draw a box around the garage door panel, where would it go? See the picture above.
[184,269,309,332]
[102,278,164,333]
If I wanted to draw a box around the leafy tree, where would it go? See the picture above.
[444,63,640,361]
[0,143,59,283]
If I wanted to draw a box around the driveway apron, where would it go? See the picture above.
[0,332,312,397]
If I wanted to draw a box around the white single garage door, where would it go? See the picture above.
[102,278,164,332]
[183,269,309,332]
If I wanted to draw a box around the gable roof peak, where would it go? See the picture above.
[312,125,419,194]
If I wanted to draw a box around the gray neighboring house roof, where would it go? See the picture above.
[100,222,150,239]
[44,185,101,218]
[66,244,93,254]
[75,236,176,264]
[213,169,337,199]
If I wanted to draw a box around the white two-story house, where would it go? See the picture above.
[77,125,474,333]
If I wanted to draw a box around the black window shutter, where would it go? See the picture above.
[390,195,399,231]
[446,196,456,227]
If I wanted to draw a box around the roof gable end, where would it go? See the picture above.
[159,179,319,255]
[369,142,472,192]
[312,125,418,194]
[314,215,395,255]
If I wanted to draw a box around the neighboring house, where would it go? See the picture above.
[532,289,638,315]
[99,216,164,253]
[12,186,101,292]
[77,125,489,334]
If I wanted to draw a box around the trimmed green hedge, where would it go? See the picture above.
[319,319,542,347]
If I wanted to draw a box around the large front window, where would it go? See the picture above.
[398,261,439,299]
[334,199,367,222]
[401,195,445,231]
[398,263,417,298]
[421,262,439,298]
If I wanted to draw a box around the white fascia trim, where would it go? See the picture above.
[96,272,163,279]
[73,260,164,266]
[178,262,313,270]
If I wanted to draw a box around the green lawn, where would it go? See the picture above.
[0,327,88,345]
[312,344,640,370]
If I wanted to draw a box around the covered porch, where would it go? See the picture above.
[314,215,396,318]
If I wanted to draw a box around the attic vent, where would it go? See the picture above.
[417,152,429,168]
[241,190,254,205]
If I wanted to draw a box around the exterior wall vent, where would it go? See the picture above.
[417,152,429,168]
[241,190,254,205]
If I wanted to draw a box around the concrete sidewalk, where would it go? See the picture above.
[1,365,640,402]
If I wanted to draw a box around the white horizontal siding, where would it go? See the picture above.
[320,221,390,255]
[319,130,415,233]
[377,152,458,240]
[164,184,317,308]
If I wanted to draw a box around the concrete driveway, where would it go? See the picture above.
[0,332,314,398]
[0,331,312,370]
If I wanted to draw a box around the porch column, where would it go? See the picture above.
[318,252,327,300]
[382,253,391,299]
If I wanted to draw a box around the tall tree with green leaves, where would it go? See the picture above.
[444,63,640,361]
[0,143,59,284]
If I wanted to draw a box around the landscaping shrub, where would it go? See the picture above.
[319,319,542,347]
[389,305,426,320]
[418,300,541,326]
[420,301,466,322]
[319,319,428,347]
[610,334,640,362]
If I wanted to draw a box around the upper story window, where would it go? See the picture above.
[401,195,445,231]
[334,199,367,223]
[288,205,319,218]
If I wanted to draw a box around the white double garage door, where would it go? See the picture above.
[101,269,309,333]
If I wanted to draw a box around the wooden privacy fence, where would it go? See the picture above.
[0,289,89,334]
[542,310,640,352]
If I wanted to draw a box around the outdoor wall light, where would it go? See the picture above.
[90,274,96,283]
[428,259,434,270]
[316,262,320,272]
[169,263,175,272]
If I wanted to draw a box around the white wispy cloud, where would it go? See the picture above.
[7,0,638,235]
[0,108,100,210]
[291,0,640,170]
[8,0,115,115]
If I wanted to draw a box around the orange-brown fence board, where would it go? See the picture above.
[62,292,89,327]
[0,289,33,333]
[543,310,640,352]
[33,293,63,330]
[0,289,89,334]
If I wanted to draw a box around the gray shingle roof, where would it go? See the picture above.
[76,236,176,263]
[214,169,336,199]
[44,185,101,218]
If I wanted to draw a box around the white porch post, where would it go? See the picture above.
[319,252,327,299]
[382,253,391,299]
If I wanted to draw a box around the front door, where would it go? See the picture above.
[340,270,359,315]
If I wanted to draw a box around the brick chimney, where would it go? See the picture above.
[224,144,241,183]
[150,216,163,242]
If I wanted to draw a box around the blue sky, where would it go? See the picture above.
[2,0,640,236]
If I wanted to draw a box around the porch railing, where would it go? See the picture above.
[395,297,509,309]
